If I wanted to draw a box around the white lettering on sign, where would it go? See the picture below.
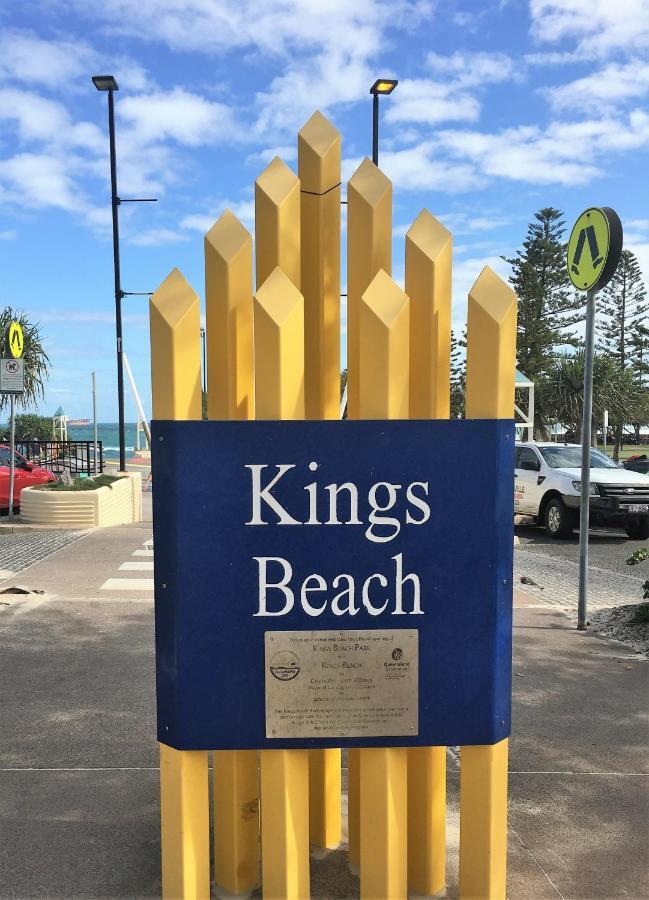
[245,463,430,619]
[245,463,430,542]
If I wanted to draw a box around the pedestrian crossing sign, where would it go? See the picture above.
[6,321,24,359]
[567,207,622,292]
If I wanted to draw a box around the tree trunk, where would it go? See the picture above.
[614,423,623,461]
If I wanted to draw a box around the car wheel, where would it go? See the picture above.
[545,497,575,538]
[625,518,649,540]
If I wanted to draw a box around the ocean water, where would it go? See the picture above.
[67,423,149,460]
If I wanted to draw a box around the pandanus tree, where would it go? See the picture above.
[545,350,641,445]
[0,308,50,413]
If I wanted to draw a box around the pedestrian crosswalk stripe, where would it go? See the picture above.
[119,561,154,571]
[132,549,154,557]
[100,578,154,591]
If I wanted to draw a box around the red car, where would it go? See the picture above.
[0,445,57,511]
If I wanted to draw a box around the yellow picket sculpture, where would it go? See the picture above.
[460,267,517,900]
[150,269,210,900]
[150,109,518,900]
[357,271,409,899]
[205,212,260,894]
[255,267,310,899]
[405,209,453,896]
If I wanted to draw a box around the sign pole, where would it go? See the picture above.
[578,288,596,630]
[8,394,16,522]
[567,206,622,632]
[92,372,99,475]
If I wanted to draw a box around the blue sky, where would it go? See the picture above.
[1,0,647,421]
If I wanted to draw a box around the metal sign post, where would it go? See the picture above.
[567,207,622,630]
[577,289,596,630]
[2,323,25,521]
[8,395,16,521]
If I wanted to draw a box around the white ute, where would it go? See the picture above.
[514,442,649,539]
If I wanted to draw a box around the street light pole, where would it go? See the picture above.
[107,87,127,473]
[372,91,379,166]
[369,79,398,168]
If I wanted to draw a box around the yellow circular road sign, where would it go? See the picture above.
[7,321,24,359]
[567,207,622,292]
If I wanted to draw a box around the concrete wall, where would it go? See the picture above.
[20,472,142,528]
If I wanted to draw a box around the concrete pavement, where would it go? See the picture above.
[0,517,647,899]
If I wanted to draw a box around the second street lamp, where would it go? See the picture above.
[93,74,126,472]
[370,78,398,166]
[93,74,156,471]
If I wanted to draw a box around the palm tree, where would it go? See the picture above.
[0,308,50,413]
[545,350,641,445]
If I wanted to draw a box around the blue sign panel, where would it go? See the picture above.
[152,419,514,750]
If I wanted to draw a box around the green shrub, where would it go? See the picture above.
[36,474,119,492]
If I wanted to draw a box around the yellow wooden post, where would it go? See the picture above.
[404,209,451,896]
[255,266,309,898]
[204,211,260,894]
[205,209,255,421]
[255,156,300,290]
[406,209,452,420]
[260,748,310,900]
[460,265,517,900]
[347,158,392,420]
[358,269,409,900]
[347,167,392,863]
[298,109,343,850]
[347,748,360,868]
[299,110,341,422]
[150,268,210,900]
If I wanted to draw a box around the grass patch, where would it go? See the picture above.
[37,474,119,492]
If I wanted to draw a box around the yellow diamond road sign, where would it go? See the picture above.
[567,207,622,292]
[7,321,24,359]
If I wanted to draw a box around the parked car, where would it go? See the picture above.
[624,454,649,476]
[0,445,57,511]
[514,442,649,539]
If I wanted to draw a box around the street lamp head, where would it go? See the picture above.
[370,78,398,95]
[92,75,119,91]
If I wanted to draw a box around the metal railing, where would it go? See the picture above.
[15,440,103,477]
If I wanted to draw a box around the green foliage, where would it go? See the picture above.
[13,414,53,441]
[0,308,50,412]
[545,350,641,442]
[597,250,648,370]
[38,474,119,492]
[450,329,465,419]
[597,250,649,457]
[503,209,584,435]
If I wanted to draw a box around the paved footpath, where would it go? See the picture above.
[0,514,647,898]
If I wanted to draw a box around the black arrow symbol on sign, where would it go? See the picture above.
[571,225,603,276]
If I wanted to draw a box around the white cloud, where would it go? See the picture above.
[0,88,104,151]
[343,145,480,193]
[385,79,479,126]
[128,227,190,247]
[529,0,649,58]
[181,199,255,233]
[0,29,97,86]
[435,111,649,186]
[119,88,236,147]
[0,229,16,240]
[546,61,649,111]
[0,153,83,211]
[426,51,518,87]
[37,310,148,326]
[451,256,512,330]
